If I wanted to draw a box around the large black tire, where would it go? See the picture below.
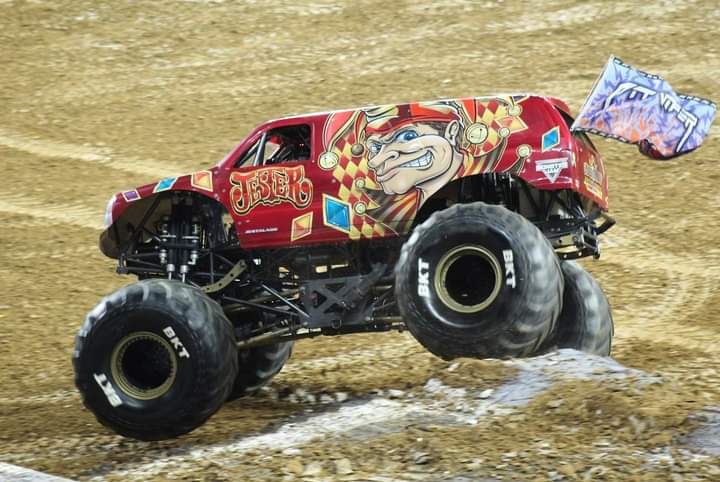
[549,261,613,355]
[227,342,294,401]
[395,202,563,360]
[73,279,238,440]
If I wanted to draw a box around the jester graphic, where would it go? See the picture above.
[319,98,528,239]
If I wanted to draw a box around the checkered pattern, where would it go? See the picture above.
[464,99,528,157]
[459,98,528,175]
[329,136,394,240]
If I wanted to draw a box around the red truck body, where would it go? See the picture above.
[102,95,608,255]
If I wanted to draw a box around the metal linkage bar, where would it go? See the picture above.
[222,295,301,319]
[257,282,310,319]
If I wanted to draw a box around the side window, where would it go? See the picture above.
[263,124,312,165]
[233,124,311,168]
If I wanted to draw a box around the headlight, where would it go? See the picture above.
[103,194,117,228]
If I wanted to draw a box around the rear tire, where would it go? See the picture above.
[73,279,238,440]
[227,342,293,401]
[548,261,613,355]
[395,202,563,360]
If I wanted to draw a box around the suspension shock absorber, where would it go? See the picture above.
[157,215,175,277]
[155,195,205,282]
[179,216,202,283]
[188,216,202,267]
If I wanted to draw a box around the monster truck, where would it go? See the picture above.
[73,96,615,440]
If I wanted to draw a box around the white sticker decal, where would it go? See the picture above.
[535,158,568,183]
[503,250,516,288]
[94,373,122,407]
[418,258,430,297]
[163,326,190,359]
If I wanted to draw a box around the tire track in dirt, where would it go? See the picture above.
[487,0,697,34]
[0,193,103,230]
[10,244,98,261]
[0,390,78,405]
[0,214,48,228]
[0,128,185,179]
[35,0,704,111]
[602,225,720,349]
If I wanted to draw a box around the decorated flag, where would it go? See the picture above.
[572,56,716,159]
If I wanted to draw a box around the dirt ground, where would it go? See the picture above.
[1,0,719,480]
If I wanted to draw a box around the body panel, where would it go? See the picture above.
[102,95,609,256]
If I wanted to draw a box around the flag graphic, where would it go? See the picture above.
[572,56,716,159]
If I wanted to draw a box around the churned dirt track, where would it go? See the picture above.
[1,0,719,480]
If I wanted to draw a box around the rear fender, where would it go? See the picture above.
[453,96,608,210]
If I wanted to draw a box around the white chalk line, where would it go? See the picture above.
[0,462,75,482]
[102,398,423,480]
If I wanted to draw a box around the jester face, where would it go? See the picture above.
[366,121,461,196]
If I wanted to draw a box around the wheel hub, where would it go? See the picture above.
[434,245,502,314]
[110,331,177,400]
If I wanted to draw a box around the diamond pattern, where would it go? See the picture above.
[191,170,213,192]
[542,126,560,151]
[122,190,140,202]
[323,195,351,233]
[153,177,177,193]
[291,212,313,241]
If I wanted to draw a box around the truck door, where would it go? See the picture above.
[226,122,325,249]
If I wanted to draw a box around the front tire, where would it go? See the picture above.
[73,279,238,440]
[227,342,294,401]
[395,202,563,360]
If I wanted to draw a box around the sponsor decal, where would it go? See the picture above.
[245,227,279,235]
[583,154,604,199]
[291,212,313,241]
[230,165,313,216]
[163,326,190,359]
[94,373,122,407]
[535,157,568,183]
[121,190,140,202]
[191,170,214,192]
[418,258,430,297]
[153,177,177,193]
[541,126,560,151]
[503,249,516,288]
